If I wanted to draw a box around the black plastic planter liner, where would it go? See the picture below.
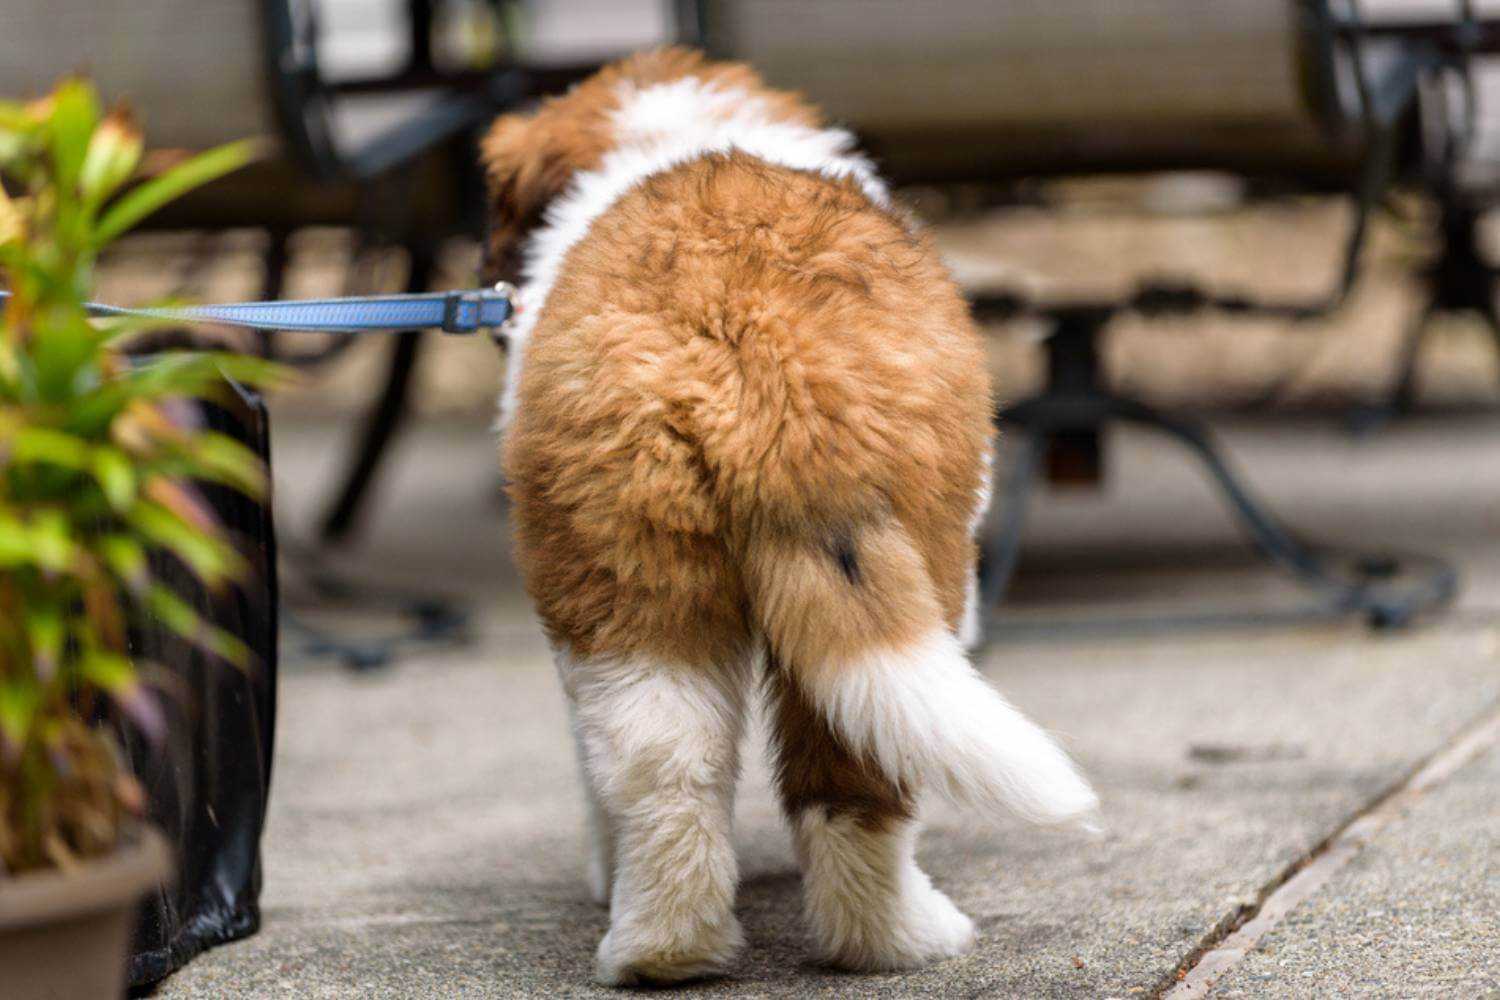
[121,378,277,988]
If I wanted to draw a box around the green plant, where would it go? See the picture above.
[0,80,280,874]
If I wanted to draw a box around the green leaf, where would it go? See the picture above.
[0,178,23,244]
[0,510,36,567]
[187,431,267,497]
[46,78,101,198]
[94,139,259,246]
[79,649,133,691]
[0,681,40,747]
[24,605,64,680]
[0,98,38,130]
[78,109,142,205]
[91,446,136,510]
[9,426,91,472]
[26,306,103,402]
[146,583,252,669]
[83,653,163,744]
[98,534,148,593]
[0,129,29,168]
[197,353,288,390]
[123,351,285,400]
[96,311,200,347]
[0,509,83,572]
[27,509,75,572]
[126,500,247,584]
[70,352,284,434]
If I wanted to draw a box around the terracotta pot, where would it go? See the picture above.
[0,825,171,1000]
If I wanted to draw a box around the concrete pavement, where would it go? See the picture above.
[152,412,1500,998]
[1213,727,1500,999]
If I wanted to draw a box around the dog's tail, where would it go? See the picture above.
[746,518,1099,829]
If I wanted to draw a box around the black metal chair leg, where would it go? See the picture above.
[1350,297,1438,434]
[254,228,291,359]
[977,423,1046,642]
[1388,300,1439,416]
[317,244,436,543]
[1482,294,1500,381]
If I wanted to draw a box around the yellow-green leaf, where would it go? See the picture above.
[187,431,266,497]
[27,510,74,572]
[0,511,34,566]
[98,534,148,593]
[146,583,251,669]
[25,605,64,681]
[78,107,142,204]
[79,649,133,691]
[126,501,246,584]
[91,446,136,510]
[10,426,90,471]
[46,78,101,196]
[94,139,260,246]
[0,682,40,747]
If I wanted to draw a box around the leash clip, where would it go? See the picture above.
[440,290,481,335]
[485,281,519,350]
[441,282,517,336]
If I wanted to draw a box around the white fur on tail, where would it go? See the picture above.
[799,628,1100,829]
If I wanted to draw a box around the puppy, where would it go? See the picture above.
[481,47,1097,986]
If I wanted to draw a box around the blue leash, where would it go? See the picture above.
[0,284,515,336]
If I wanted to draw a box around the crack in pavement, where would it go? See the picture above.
[1155,699,1500,998]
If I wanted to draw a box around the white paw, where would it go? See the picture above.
[906,884,979,962]
[594,917,744,987]
[816,883,977,972]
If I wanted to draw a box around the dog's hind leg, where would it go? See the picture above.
[766,667,976,971]
[564,698,615,906]
[561,650,750,986]
[749,516,1096,970]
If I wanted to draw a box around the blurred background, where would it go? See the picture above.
[15,0,1495,413]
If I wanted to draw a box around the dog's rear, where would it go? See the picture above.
[486,48,1096,985]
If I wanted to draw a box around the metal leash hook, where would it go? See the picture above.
[485,281,522,353]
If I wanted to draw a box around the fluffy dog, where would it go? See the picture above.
[481,47,1097,986]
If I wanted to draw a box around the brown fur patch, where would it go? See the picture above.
[479,46,821,283]
[765,658,913,826]
[503,150,990,667]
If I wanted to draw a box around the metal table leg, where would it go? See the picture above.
[975,305,1458,641]
[1110,396,1457,628]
